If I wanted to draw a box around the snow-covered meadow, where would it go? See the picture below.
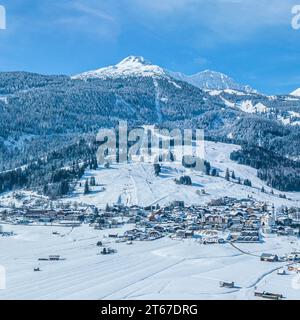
[0,223,299,300]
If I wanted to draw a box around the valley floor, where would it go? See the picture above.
[0,224,299,300]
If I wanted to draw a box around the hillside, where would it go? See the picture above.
[59,141,300,209]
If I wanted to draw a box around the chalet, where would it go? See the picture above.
[49,255,61,261]
[172,201,185,208]
[260,253,279,262]
[277,216,293,227]
[277,227,298,236]
[108,233,118,238]
[154,225,166,233]
[174,229,194,239]
[236,235,260,243]
[230,224,244,233]
[176,230,186,238]
[287,252,300,262]
[220,281,235,288]
[208,198,225,207]
[201,214,231,228]
[127,217,137,224]
[39,217,53,223]
[203,237,219,244]
[185,231,194,238]
[187,223,201,231]
[147,230,162,239]
[101,247,116,255]
[290,211,300,225]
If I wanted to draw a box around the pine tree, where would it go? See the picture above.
[84,179,90,195]
[60,180,69,195]
[93,158,98,170]
[205,161,211,175]
[225,168,230,181]
[244,179,252,187]
[231,171,236,180]
[90,177,96,186]
[154,164,161,176]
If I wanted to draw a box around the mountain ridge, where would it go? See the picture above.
[167,69,257,94]
[72,56,258,94]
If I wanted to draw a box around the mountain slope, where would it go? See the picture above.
[64,141,300,208]
[1,56,300,194]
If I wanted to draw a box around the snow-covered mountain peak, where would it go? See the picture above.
[72,56,167,80]
[291,88,300,97]
[118,55,150,66]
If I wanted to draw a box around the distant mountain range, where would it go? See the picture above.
[73,55,258,94]
[167,70,257,94]
[71,56,300,128]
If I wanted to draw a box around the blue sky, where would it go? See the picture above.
[0,0,300,94]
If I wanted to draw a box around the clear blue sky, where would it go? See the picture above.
[0,0,300,95]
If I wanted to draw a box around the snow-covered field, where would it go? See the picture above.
[0,224,299,300]
[65,141,300,209]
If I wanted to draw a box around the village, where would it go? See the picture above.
[1,196,300,239]
[1,195,300,251]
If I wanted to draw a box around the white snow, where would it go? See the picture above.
[220,97,236,108]
[289,111,300,118]
[0,95,8,104]
[236,100,269,114]
[0,224,299,300]
[1,141,300,210]
[223,89,247,96]
[72,56,168,80]
[61,141,300,209]
[290,88,300,97]
[278,111,300,127]
[208,90,222,96]
[1,141,300,300]
[217,98,270,114]
[208,89,246,97]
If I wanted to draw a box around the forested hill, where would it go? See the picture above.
[0,65,300,193]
